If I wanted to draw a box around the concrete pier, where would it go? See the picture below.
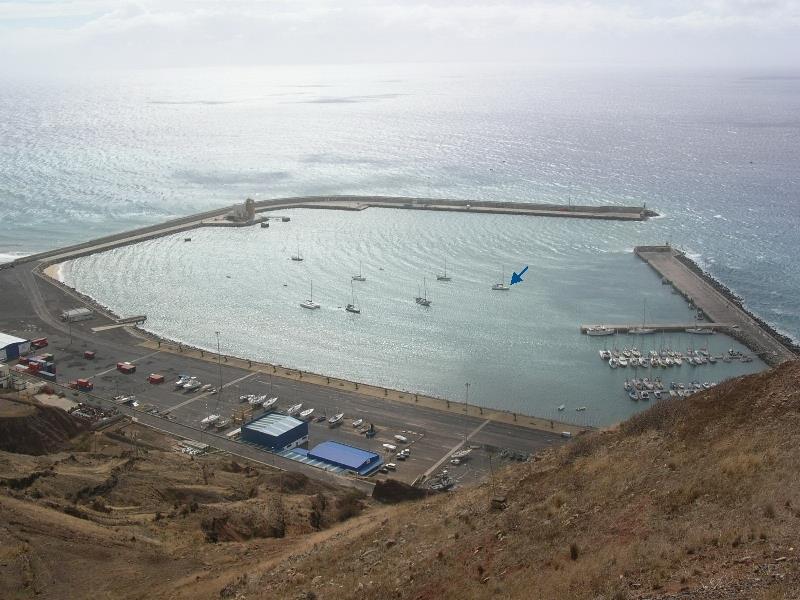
[634,246,797,366]
[2,195,656,268]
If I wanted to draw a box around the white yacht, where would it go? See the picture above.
[492,267,509,291]
[300,280,320,309]
[587,325,616,336]
[200,414,220,427]
[416,278,432,306]
[328,412,344,426]
[629,299,656,334]
[286,403,303,416]
[262,396,278,410]
[352,260,366,282]
[345,280,361,314]
[299,408,315,420]
[352,418,364,427]
[436,258,451,282]
[183,377,202,391]
[686,327,714,335]
[291,245,303,262]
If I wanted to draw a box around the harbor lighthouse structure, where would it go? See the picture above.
[227,198,256,223]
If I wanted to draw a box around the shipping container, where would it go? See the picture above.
[84,351,96,360]
[31,338,48,348]
[42,353,54,361]
[37,371,56,382]
[18,357,29,365]
[148,373,165,384]
[117,362,136,374]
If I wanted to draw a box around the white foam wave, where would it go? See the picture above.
[0,252,28,264]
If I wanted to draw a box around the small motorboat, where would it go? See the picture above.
[299,408,315,420]
[557,404,565,411]
[286,403,303,416]
[352,418,364,427]
[200,414,220,427]
[262,396,278,410]
[328,412,344,426]
[183,377,202,391]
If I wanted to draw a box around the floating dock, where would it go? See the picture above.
[634,245,797,366]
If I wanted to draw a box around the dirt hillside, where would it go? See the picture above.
[223,361,800,600]
[0,420,366,600]
[0,396,86,455]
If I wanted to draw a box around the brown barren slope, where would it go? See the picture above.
[3,364,800,599]
[228,361,800,600]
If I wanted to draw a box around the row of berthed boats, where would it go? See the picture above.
[600,347,753,368]
[623,377,718,401]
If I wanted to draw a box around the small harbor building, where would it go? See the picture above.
[307,441,383,475]
[241,413,308,451]
[0,332,30,362]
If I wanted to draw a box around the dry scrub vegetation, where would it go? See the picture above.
[229,361,800,600]
[2,361,799,600]
[0,414,365,600]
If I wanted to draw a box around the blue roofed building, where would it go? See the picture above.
[307,441,383,475]
[241,413,308,451]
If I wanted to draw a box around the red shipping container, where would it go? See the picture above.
[27,363,40,373]
[84,351,96,359]
[31,338,48,348]
[148,373,165,384]
[18,357,29,365]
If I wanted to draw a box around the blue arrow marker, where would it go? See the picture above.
[510,265,528,285]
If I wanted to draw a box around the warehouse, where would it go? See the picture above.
[307,441,383,475]
[0,332,30,362]
[241,413,308,451]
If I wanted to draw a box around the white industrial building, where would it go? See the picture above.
[0,332,30,362]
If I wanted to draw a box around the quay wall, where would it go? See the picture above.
[635,245,798,365]
[2,196,656,270]
[672,251,800,355]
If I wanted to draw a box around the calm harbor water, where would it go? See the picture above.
[60,207,766,425]
[1,65,799,343]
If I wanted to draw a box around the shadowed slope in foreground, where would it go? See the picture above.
[237,361,800,599]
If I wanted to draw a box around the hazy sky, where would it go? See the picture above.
[1,0,799,71]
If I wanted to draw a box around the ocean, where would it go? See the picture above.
[1,64,797,422]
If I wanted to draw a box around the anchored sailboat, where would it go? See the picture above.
[416,278,432,306]
[436,258,451,282]
[291,244,303,262]
[630,299,656,334]
[300,280,320,309]
[352,260,366,282]
[492,267,509,291]
[346,280,361,314]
